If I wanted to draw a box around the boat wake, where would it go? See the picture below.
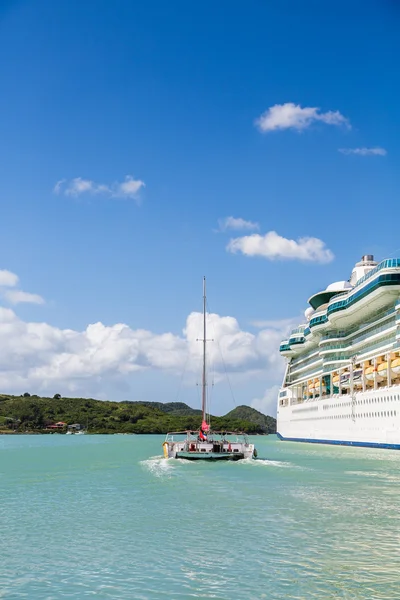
[238,458,295,468]
[345,470,400,482]
[140,455,190,478]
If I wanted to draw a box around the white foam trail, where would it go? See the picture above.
[140,456,175,478]
[238,458,294,468]
[139,455,192,478]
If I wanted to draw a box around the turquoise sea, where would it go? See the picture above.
[1,434,400,599]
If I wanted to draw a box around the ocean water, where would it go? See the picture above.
[1,434,400,599]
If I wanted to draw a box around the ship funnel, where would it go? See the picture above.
[350,254,378,285]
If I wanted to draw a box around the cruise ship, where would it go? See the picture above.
[277,255,400,449]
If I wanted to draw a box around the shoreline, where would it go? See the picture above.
[0,431,270,436]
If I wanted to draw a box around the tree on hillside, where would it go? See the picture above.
[53,394,61,400]
[23,392,30,397]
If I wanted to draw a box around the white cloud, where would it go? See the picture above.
[227,230,334,263]
[0,268,45,306]
[4,290,45,305]
[0,306,290,407]
[54,175,145,200]
[251,385,280,418]
[255,102,350,133]
[65,177,94,195]
[0,270,19,287]
[117,176,145,197]
[250,317,301,331]
[338,147,387,156]
[53,179,66,194]
[217,216,259,232]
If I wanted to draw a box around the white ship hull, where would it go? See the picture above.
[277,255,400,450]
[277,385,400,449]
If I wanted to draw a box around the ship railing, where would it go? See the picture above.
[354,258,400,289]
[164,430,250,443]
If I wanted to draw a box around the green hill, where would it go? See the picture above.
[225,405,276,434]
[0,394,276,435]
[125,401,203,416]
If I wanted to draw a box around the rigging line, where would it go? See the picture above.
[206,342,215,426]
[375,246,400,262]
[174,350,190,403]
[206,298,238,409]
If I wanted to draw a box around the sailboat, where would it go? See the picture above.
[162,277,257,461]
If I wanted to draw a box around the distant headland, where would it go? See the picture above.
[0,393,276,435]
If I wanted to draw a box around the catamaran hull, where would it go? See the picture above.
[163,440,255,460]
[175,451,245,461]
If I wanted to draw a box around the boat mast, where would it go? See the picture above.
[202,276,207,423]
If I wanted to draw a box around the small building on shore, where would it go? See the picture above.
[67,423,82,432]
[46,421,67,430]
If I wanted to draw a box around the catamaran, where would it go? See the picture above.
[162,277,257,461]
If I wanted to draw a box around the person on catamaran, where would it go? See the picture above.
[198,419,209,442]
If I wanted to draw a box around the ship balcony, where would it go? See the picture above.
[279,342,295,357]
[322,353,352,365]
[353,258,400,289]
[289,325,307,336]
[320,321,396,354]
[327,273,400,328]
[309,312,329,334]
[319,343,349,356]
[288,336,306,349]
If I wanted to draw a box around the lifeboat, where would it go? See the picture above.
[377,361,389,378]
[353,368,363,387]
[314,381,327,394]
[340,371,350,388]
[391,358,400,375]
[364,365,384,382]
[364,366,375,381]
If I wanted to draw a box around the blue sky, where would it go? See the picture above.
[0,0,399,415]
